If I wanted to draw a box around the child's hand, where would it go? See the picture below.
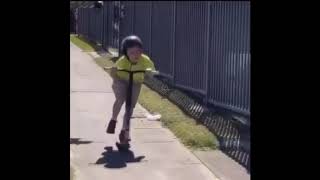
[104,66,118,79]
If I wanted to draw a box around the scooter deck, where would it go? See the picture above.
[116,142,131,151]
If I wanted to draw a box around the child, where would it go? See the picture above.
[106,35,155,144]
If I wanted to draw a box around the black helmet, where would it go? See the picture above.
[121,35,143,56]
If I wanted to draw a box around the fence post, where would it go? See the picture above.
[88,9,90,39]
[204,1,211,106]
[132,2,135,34]
[101,4,105,49]
[117,1,121,56]
[150,2,153,58]
[105,2,109,50]
[74,9,78,34]
[172,1,176,85]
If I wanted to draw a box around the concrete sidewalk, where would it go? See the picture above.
[70,42,220,180]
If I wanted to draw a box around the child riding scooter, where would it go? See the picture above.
[105,35,157,150]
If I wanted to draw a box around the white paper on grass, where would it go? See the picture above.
[145,113,161,121]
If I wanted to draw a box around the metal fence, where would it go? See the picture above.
[77,1,119,49]
[150,1,175,78]
[174,2,209,95]
[70,9,76,33]
[76,0,250,118]
[114,1,251,118]
[208,2,250,116]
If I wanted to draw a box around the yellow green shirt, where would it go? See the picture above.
[115,54,155,83]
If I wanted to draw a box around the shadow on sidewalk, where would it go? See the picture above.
[70,138,93,145]
[95,146,145,168]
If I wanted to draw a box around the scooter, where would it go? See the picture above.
[105,66,158,151]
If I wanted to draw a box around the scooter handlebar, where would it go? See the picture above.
[145,68,159,75]
[103,66,116,70]
[103,66,159,75]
